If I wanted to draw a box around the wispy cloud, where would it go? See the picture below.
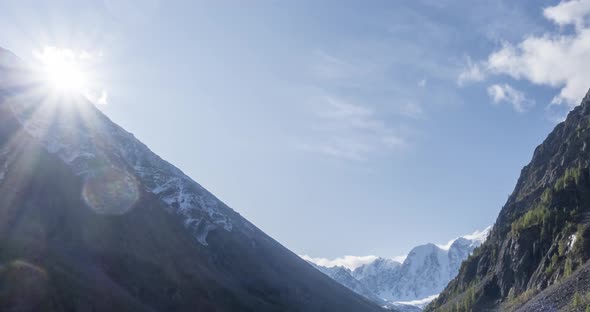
[457,56,486,86]
[304,227,492,270]
[298,96,406,161]
[399,101,424,119]
[86,90,109,106]
[392,254,407,263]
[458,0,590,114]
[310,50,380,88]
[436,226,492,250]
[300,254,378,270]
[487,84,534,112]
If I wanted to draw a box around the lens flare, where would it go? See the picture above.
[82,167,140,215]
[0,260,49,310]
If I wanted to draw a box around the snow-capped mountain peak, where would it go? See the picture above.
[352,257,402,279]
[307,227,491,310]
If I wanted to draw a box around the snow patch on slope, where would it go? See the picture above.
[568,233,577,252]
[395,294,439,309]
[8,98,233,246]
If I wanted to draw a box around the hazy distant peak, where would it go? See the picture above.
[309,227,491,309]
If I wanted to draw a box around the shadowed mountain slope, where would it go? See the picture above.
[0,47,386,312]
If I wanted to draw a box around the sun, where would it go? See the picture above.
[44,59,87,92]
[35,46,90,94]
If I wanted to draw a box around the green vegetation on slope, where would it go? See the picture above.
[427,165,590,311]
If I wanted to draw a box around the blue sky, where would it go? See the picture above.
[2,0,589,264]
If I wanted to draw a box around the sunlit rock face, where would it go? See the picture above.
[0,47,386,312]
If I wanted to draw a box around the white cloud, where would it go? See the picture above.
[392,254,407,263]
[300,96,406,161]
[544,0,590,29]
[462,225,492,242]
[85,90,109,106]
[436,239,456,251]
[437,226,492,250]
[487,84,534,112]
[462,0,590,110]
[457,56,486,86]
[97,91,108,105]
[485,32,590,107]
[314,97,374,120]
[300,254,378,270]
[297,140,373,161]
[311,50,376,83]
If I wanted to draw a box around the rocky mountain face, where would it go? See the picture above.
[0,47,386,312]
[426,91,590,312]
[310,228,489,310]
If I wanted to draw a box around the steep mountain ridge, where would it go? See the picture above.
[0,47,385,312]
[427,90,590,311]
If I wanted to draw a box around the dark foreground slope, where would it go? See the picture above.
[0,47,385,312]
[426,92,590,312]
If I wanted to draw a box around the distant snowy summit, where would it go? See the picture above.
[305,226,491,310]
